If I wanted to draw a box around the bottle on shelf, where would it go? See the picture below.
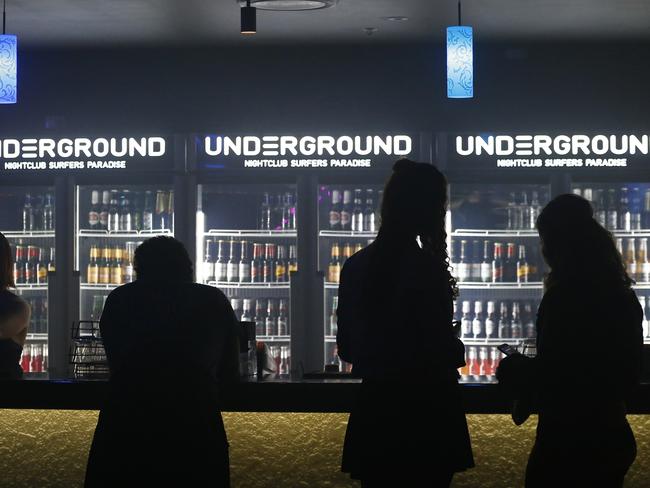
[329,189,342,231]
[498,301,510,339]
[215,240,228,282]
[638,238,650,283]
[606,189,618,231]
[594,189,607,228]
[277,299,289,336]
[625,238,637,280]
[640,296,648,338]
[340,190,353,231]
[124,242,137,283]
[239,241,251,283]
[460,300,472,338]
[42,193,54,231]
[275,245,288,283]
[37,247,48,284]
[479,347,490,377]
[227,240,240,283]
[99,246,111,285]
[25,246,38,284]
[288,244,298,275]
[47,247,56,274]
[230,298,242,321]
[88,190,101,230]
[363,189,376,233]
[631,187,642,230]
[132,192,143,231]
[329,296,338,336]
[523,302,536,339]
[203,239,216,283]
[472,301,485,339]
[351,189,364,232]
[643,190,650,230]
[87,245,100,284]
[506,192,517,230]
[119,191,133,232]
[457,240,470,283]
[518,191,529,231]
[32,195,44,231]
[168,191,175,233]
[492,242,504,283]
[516,244,529,283]
[263,243,277,283]
[22,194,34,232]
[619,187,632,232]
[99,190,110,230]
[342,242,353,262]
[510,302,523,339]
[260,192,272,230]
[480,240,492,283]
[154,190,169,231]
[505,243,517,282]
[111,246,123,285]
[328,243,342,284]
[279,345,290,375]
[241,299,253,323]
[254,299,266,337]
[251,243,264,283]
[529,191,541,229]
[12,245,25,285]
[288,192,297,230]
[280,193,292,231]
[106,191,120,232]
[470,240,481,281]
[485,301,497,339]
[142,191,154,231]
[265,299,277,336]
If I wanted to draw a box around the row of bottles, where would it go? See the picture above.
[203,239,298,284]
[327,188,380,232]
[327,242,366,283]
[459,346,504,381]
[258,192,297,231]
[505,191,544,230]
[452,240,542,283]
[22,193,55,232]
[618,238,650,282]
[87,189,173,232]
[20,343,48,374]
[457,300,539,340]
[23,296,48,334]
[232,298,290,337]
[12,244,56,285]
[86,242,138,285]
[574,186,650,231]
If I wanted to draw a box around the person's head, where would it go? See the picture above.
[0,233,14,291]
[380,159,449,243]
[134,236,193,283]
[536,194,632,289]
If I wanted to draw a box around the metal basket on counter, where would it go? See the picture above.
[69,320,109,379]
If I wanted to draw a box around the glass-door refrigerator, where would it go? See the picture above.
[0,185,55,376]
[196,183,297,374]
[448,182,550,383]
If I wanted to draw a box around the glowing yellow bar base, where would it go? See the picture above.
[0,411,649,487]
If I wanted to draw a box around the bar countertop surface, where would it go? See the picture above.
[2,377,650,414]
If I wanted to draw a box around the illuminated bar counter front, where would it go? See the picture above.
[1,379,650,488]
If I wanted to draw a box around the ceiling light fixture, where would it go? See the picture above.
[246,0,336,11]
[241,0,257,35]
[381,16,409,22]
[0,0,17,104]
[446,0,473,99]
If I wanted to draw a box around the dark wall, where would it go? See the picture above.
[0,41,648,135]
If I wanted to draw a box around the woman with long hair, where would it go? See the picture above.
[0,232,30,379]
[336,159,474,487]
[498,194,643,487]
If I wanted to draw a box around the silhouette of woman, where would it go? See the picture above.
[337,160,474,487]
[85,237,239,487]
[497,194,643,488]
[0,232,30,380]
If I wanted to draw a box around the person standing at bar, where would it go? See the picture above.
[497,194,643,488]
[0,232,30,379]
[85,236,239,487]
[336,160,474,487]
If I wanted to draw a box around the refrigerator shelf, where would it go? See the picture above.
[15,284,48,291]
[208,281,290,290]
[458,282,543,290]
[452,229,539,238]
[461,338,531,345]
[205,230,297,238]
[1,230,55,239]
[26,333,48,341]
[324,282,340,290]
[633,283,650,290]
[80,284,120,291]
[256,335,291,342]
[325,335,337,343]
[78,229,173,238]
[319,230,377,239]
[611,230,650,238]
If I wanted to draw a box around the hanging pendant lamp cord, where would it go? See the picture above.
[3,0,6,35]
[458,0,462,26]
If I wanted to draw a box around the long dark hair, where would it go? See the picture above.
[376,159,457,298]
[0,232,14,291]
[536,194,632,291]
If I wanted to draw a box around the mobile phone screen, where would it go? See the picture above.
[497,343,519,356]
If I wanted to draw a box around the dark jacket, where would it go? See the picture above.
[84,281,239,488]
[336,238,474,481]
[0,290,27,380]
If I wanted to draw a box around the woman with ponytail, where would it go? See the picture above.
[336,159,474,487]
[497,194,643,487]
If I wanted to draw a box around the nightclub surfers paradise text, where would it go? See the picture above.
[203,134,413,169]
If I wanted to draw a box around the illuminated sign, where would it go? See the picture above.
[0,136,170,172]
[199,134,415,170]
[451,134,650,170]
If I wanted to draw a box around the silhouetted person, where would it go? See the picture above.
[0,232,30,380]
[337,160,474,488]
[85,237,239,488]
[497,194,643,488]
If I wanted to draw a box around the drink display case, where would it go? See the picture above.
[196,184,298,373]
[449,183,551,382]
[318,184,382,372]
[0,187,55,376]
[571,182,650,341]
[75,185,175,323]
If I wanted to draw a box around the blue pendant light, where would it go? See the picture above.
[447,0,473,99]
[0,0,17,104]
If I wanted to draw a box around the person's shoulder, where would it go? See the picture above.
[185,282,230,303]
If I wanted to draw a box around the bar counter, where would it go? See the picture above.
[3,377,650,413]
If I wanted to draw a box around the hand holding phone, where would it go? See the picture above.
[497,343,520,356]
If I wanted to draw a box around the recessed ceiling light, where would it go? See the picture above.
[381,16,409,22]
[240,0,337,11]
[364,27,378,36]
